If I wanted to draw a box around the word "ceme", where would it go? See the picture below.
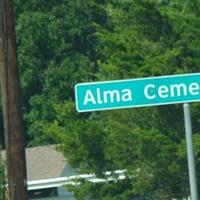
[144,82,200,99]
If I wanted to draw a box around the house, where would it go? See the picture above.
[1,145,76,200]
[26,145,76,199]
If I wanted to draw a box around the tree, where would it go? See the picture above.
[12,0,108,146]
[45,1,200,199]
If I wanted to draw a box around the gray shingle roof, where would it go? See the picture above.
[26,145,67,181]
[1,145,68,181]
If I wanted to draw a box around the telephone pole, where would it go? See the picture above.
[0,0,28,199]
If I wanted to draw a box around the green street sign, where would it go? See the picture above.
[75,73,200,112]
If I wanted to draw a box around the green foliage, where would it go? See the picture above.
[48,104,190,199]
[13,0,109,145]
[43,1,200,199]
[0,152,6,200]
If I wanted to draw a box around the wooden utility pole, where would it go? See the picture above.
[0,0,28,199]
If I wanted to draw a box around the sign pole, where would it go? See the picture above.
[183,103,198,200]
[0,0,28,199]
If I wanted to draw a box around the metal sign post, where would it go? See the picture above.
[183,103,198,200]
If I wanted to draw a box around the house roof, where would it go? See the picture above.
[1,145,68,181]
[26,145,67,181]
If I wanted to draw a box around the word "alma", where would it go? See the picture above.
[83,88,132,105]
